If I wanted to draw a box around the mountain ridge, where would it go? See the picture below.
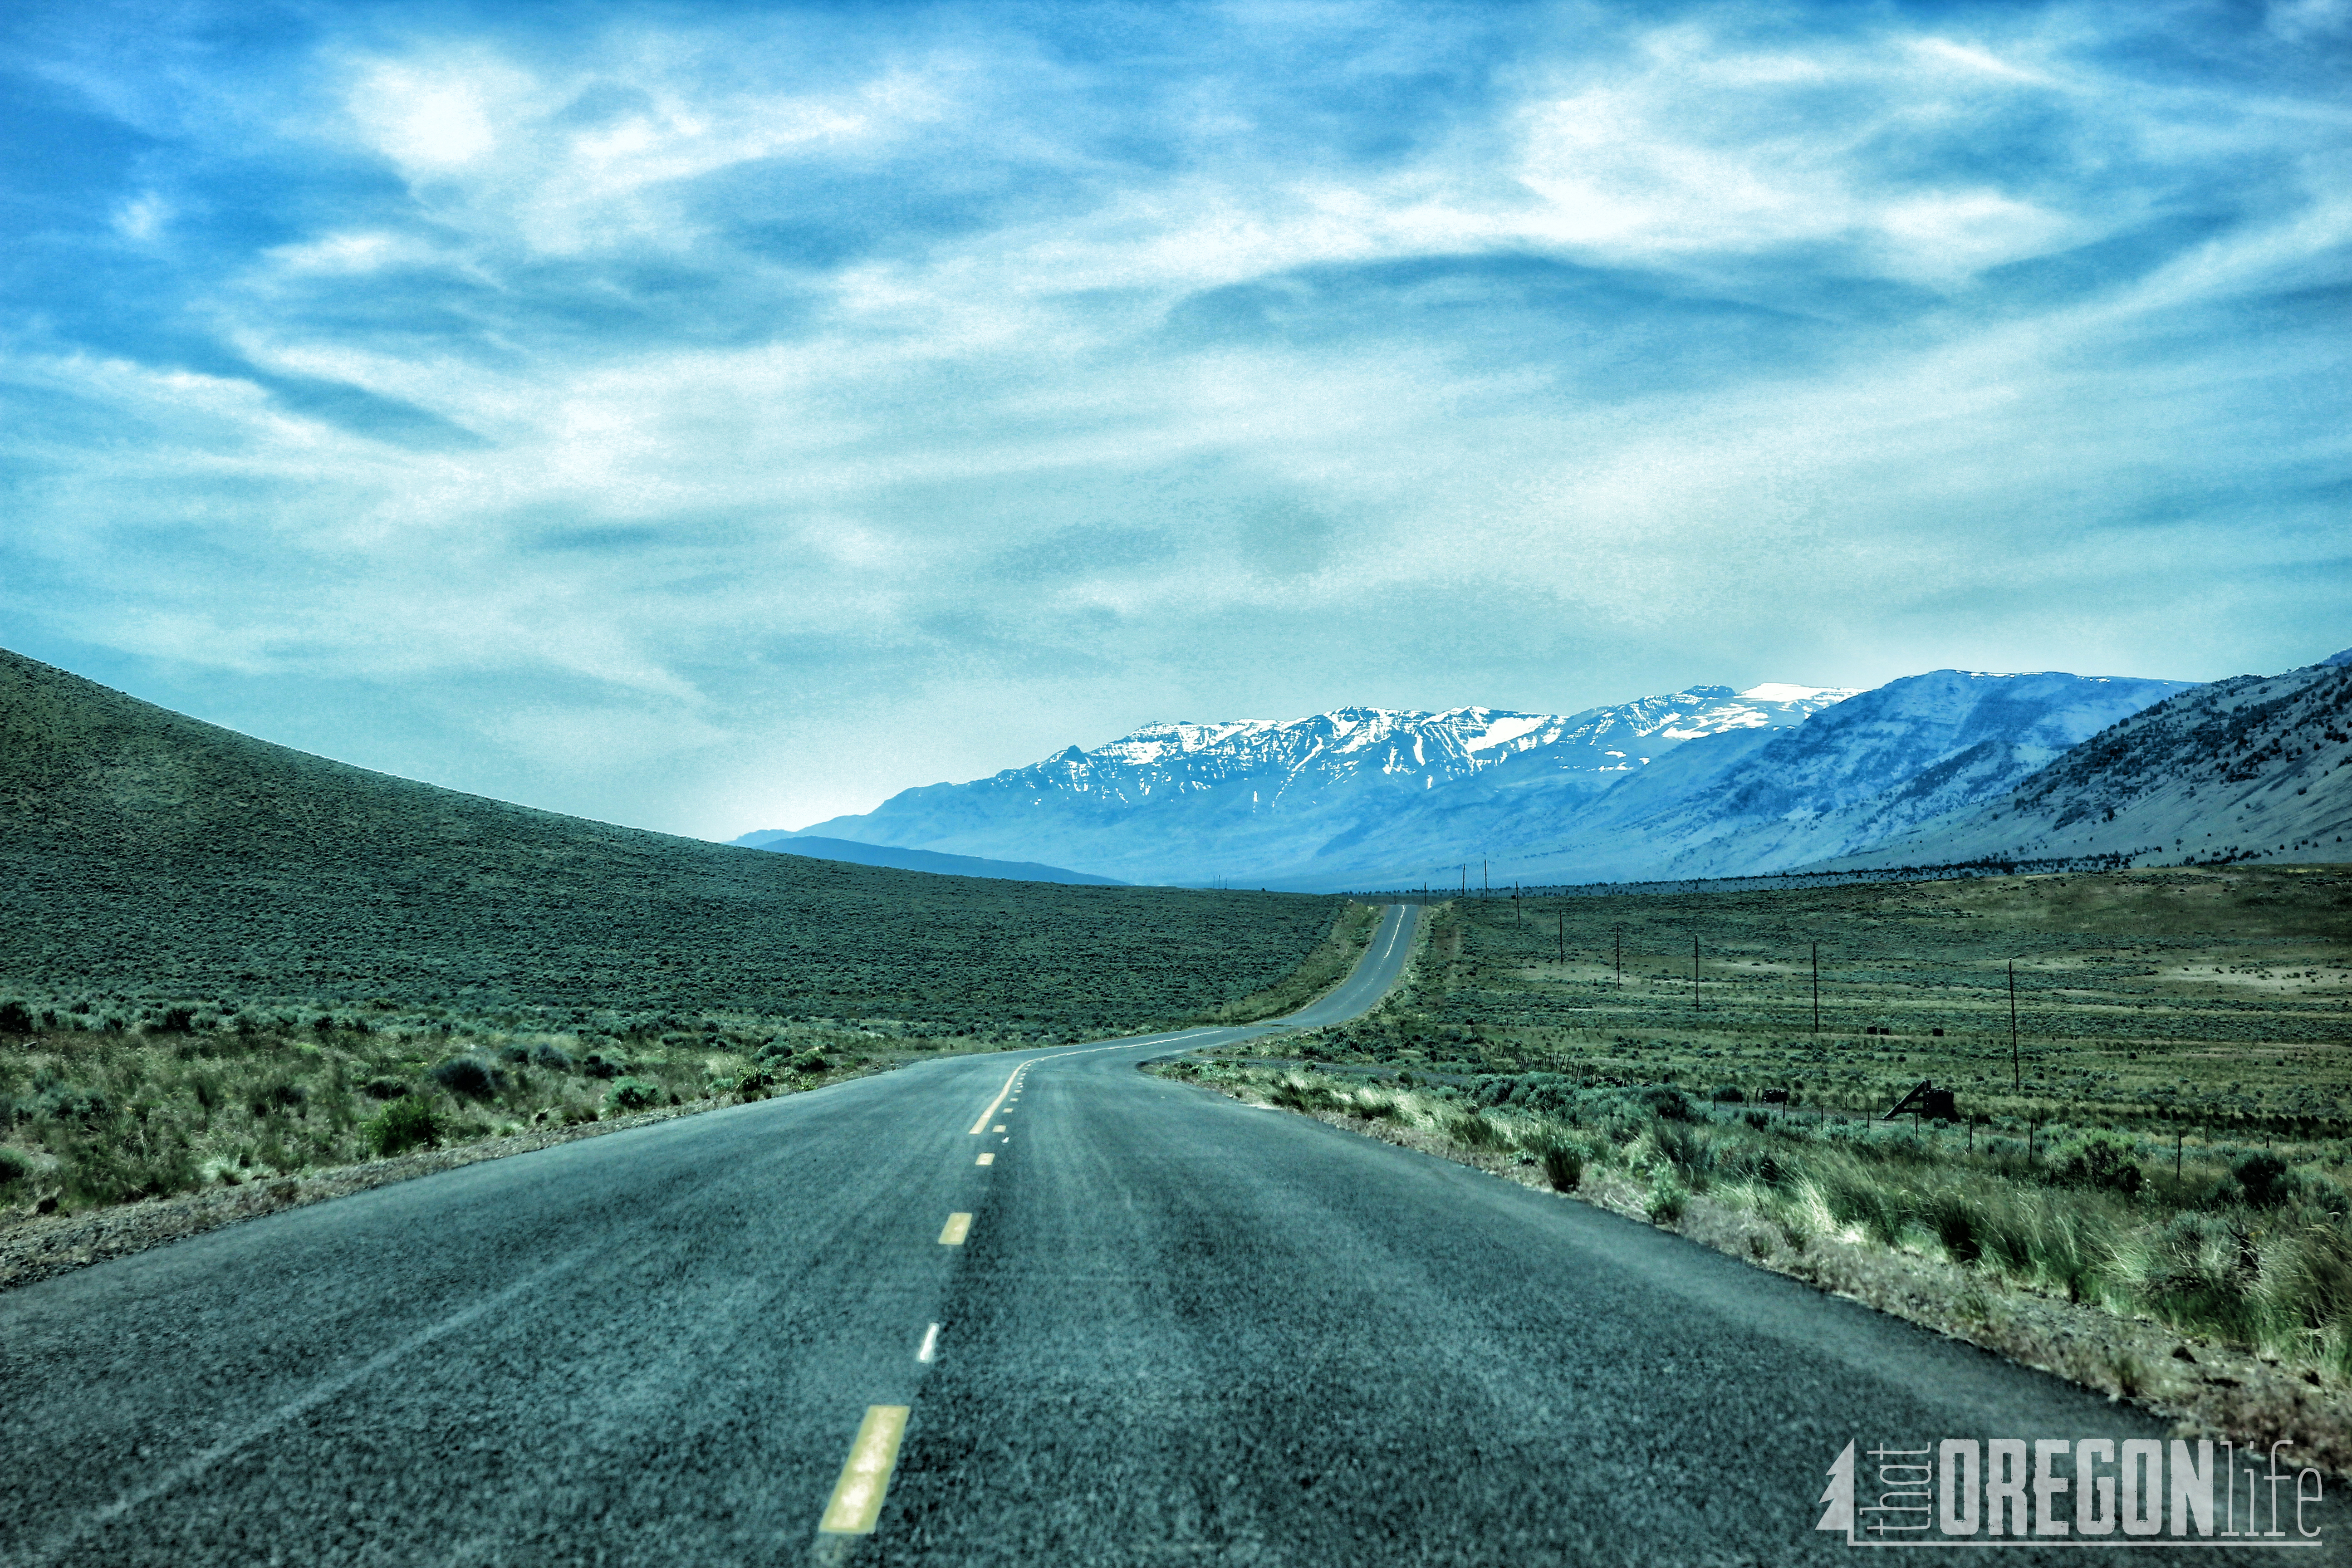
[1808,653,2352,873]
[772,684,1856,886]
[765,669,2206,889]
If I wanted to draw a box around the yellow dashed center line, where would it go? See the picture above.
[975,1152,994,1166]
[938,1212,972,1245]
[818,1405,909,1535]
[968,1064,1024,1135]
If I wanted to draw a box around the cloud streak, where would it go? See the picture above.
[1,0,2346,837]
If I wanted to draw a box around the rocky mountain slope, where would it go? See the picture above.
[1411,668,2195,891]
[1813,652,2352,872]
[776,686,1853,887]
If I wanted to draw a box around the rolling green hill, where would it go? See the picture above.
[0,648,1337,1039]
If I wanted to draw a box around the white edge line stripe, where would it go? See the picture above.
[917,1323,940,1363]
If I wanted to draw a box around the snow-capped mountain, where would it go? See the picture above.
[768,684,1852,886]
[1282,669,2195,888]
[1814,653,2352,872]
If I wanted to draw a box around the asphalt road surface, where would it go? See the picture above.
[3,906,2337,1565]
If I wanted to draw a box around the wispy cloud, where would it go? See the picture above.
[1,0,2346,836]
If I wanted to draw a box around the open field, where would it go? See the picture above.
[1278,867,2352,1138]
[1173,866,2352,1442]
[0,899,1372,1222]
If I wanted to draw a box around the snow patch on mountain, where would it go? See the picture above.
[1276,670,2193,890]
[771,685,1854,886]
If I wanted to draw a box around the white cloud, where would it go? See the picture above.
[111,191,169,242]
[346,56,518,170]
[4,0,2347,836]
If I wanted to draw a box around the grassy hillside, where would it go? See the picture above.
[0,649,1335,1036]
[0,648,1346,1215]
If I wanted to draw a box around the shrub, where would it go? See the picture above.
[2054,1133,2144,1197]
[0,1146,31,1186]
[361,1077,409,1100]
[530,1043,573,1069]
[427,1055,504,1100]
[1639,1086,1697,1122]
[1709,1084,1746,1104]
[0,1001,32,1035]
[579,1050,627,1080]
[367,1096,438,1157]
[607,1077,662,1113]
[1540,1142,1583,1192]
[1649,1119,1715,1183]
[156,1007,196,1034]
[248,1082,307,1116]
[45,1086,109,1126]
[2231,1152,2295,1208]
[787,1049,831,1074]
[1646,1173,1689,1225]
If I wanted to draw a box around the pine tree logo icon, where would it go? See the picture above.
[1816,1441,1855,1536]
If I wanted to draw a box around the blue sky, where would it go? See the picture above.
[3,0,2347,838]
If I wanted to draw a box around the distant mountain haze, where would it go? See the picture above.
[764,668,2257,889]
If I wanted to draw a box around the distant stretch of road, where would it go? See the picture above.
[3,906,2335,1564]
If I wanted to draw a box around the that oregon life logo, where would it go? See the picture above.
[1817,1440,2325,1547]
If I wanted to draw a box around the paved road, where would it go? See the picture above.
[2,906,2335,1564]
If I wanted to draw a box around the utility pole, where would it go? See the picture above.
[1692,935,1700,1010]
[1483,858,1489,896]
[1614,925,1622,990]
[1557,909,1565,968]
[1812,942,1820,1035]
[2009,960,2020,1093]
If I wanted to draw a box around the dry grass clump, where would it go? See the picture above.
[0,1010,973,1219]
[1166,1059,2352,1386]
